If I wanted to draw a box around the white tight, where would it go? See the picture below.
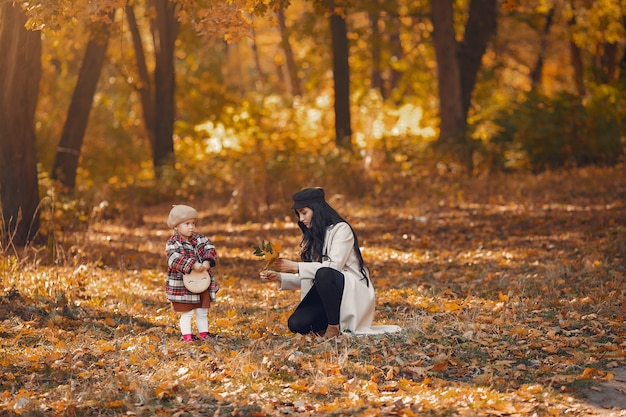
[179,308,209,335]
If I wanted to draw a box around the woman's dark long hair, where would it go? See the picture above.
[296,201,369,286]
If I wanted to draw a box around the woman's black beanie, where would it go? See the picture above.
[291,187,325,209]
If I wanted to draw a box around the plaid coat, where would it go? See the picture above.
[165,232,217,303]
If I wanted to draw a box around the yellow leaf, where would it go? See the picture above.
[266,251,279,262]
[272,241,282,255]
[50,400,68,412]
[310,384,328,395]
[443,301,461,312]
[290,380,309,392]
[363,380,379,394]
[578,367,601,380]
[95,340,116,353]
[548,407,561,416]
[399,408,417,417]
[154,382,171,399]
[143,358,159,367]
[398,378,422,394]
[521,384,543,394]
[316,398,340,413]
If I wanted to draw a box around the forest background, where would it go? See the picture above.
[0,0,625,416]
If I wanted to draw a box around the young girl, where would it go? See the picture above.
[260,187,401,338]
[165,204,219,342]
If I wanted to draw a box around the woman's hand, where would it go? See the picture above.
[260,270,281,283]
[274,258,298,274]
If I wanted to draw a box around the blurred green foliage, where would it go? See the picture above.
[486,85,625,172]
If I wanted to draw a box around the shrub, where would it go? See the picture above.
[488,86,625,172]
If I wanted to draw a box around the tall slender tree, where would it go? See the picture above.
[431,0,497,172]
[277,1,302,97]
[431,0,464,154]
[125,0,179,174]
[0,2,42,246]
[530,7,555,91]
[330,3,352,150]
[151,0,178,172]
[620,14,626,87]
[51,11,116,192]
[368,5,384,98]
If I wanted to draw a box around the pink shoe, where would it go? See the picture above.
[198,332,211,340]
[182,334,193,342]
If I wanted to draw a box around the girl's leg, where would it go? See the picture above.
[313,267,345,326]
[180,310,194,341]
[288,289,327,334]
[196,308,209,334]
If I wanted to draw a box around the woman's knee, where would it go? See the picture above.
[314,267,343,290]
[314,267,335,285]
[288,314,309,334]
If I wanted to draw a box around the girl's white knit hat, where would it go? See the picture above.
[167,204,198,228]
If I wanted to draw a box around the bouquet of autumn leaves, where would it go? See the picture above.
[252,240,282,270]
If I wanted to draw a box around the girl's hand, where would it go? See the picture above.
[260,270,281,283]
[202,260,211,270]
[274,258,298,274]
[193,262,206,272]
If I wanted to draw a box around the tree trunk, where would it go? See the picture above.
[570,42,585,96]
[0,2,42,246]
[431,0,465,147]
[388,14,403,97]
[432,0,497,171]
[620,15,626,88]
[150,0,178,172]
[458,0,497,118]
[51,12,115,192]
[330,7,352,150]
[621,46,626,87]
[278,3,302,97]
[530,7,555,91]
[369,9,384,98]
[126,4,156,153]
[569,17,585,96]
[601,42,618,84]
[250,24,266,90]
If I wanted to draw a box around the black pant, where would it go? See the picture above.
[287,267,345,335]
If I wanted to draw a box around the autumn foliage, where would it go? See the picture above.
[0,165,624,416]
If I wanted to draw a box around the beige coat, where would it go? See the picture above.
[278,222,401,335]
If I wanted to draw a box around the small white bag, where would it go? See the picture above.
[183,270,211,293]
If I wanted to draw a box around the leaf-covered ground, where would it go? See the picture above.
[1,166,625,416]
